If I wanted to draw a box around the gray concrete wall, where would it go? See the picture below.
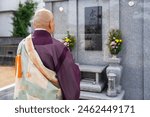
[120,0,144,99]
[120,0,150,100]
[0,0,45,37]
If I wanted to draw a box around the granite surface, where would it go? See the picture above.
[120,0,144,99]
[143,0,150,99]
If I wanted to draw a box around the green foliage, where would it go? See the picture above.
[12,1,37,37]
[108,29,123,55]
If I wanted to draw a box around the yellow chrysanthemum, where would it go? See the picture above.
[65,38,70,43]
[115,39,119,43]
[119,39,123,43]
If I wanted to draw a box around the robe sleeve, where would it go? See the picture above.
[55,47,81,100]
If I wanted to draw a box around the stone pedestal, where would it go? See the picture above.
[106,57,123,95]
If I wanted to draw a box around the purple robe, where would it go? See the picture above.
[32,30,80,100]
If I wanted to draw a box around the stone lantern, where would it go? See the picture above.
[106,57,123,95]
[107,72,117,97]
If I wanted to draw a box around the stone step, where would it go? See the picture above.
[80,90,125,100]
[0,84,15,100]
[80,79,105,93]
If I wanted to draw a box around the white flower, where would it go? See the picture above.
[110,41,116,46]
[112,46,116,49]
[64,42,69,47]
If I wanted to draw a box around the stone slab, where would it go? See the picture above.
[80,79,105,93]
[0,84,14,100]
[80,90,125,100]
[79,64,106,73]
[107,57,121,64]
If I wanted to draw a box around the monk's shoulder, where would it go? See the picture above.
[17,39,25,54]
[52,38,66,49]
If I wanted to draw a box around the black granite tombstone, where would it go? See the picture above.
[85,6,102,50]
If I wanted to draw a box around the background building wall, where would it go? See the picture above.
[0,12,14,37]
[0,0,44,37]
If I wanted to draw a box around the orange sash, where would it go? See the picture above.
[15,55,22,78]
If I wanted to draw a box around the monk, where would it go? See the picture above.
[14,8,80,100]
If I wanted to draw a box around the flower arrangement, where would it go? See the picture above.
[63,31,76,51]
[108,29,123,55]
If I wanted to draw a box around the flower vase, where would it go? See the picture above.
[112,54,117,59]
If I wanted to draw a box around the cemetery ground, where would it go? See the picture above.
[0,66,15,88]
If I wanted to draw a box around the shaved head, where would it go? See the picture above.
[33,8,54,33]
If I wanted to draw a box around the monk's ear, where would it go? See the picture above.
[49,21,54,33]
[33,21,36,29]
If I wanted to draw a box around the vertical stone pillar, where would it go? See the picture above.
[144,0,150,99]
[104,0,120,62]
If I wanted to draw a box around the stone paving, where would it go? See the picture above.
[0,66,15,88]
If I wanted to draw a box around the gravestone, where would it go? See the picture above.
[85,6,102,51]
[44,0,123,100]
